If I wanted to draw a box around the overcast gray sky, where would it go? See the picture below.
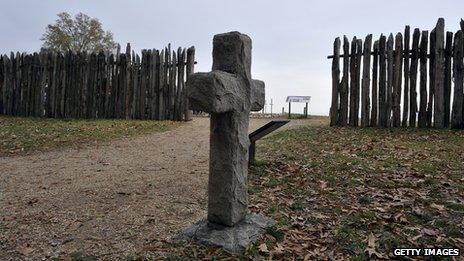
[1,0,463,115]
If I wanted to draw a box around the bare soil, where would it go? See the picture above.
[0,116,323,260]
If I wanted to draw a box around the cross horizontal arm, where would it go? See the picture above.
[187,71,249,114]
[251,80,265,112]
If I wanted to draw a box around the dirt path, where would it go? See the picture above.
[0,117,324,259]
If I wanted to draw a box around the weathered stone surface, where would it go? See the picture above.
[208,111,250,226]
[213,32,252,80]
[188,71,248,113]
[251,80,265,111]
[186,31,265,227]
[176,213,275,253]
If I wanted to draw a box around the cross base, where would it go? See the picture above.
[175,213,275,253]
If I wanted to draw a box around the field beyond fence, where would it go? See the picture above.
[0,44,195,121]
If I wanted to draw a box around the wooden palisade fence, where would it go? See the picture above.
[329,18,464,129]
[0,43,195,121]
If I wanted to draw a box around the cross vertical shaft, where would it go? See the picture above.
[187,32,264,226]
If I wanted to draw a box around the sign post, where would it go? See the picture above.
[288,102,291,118]
[285,96,311,119]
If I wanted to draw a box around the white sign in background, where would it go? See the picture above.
[286,96,311,103]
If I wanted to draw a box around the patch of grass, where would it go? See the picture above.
[276,217,291,227]
[0,116,178,156]
[357,196,373,205]
[132,119,464,259]
[70,251,97,261]
[334,225,366,255]
[446,202,464,212]
[291,200,306,210]
[266,177,283,188]
[266,226,285,241]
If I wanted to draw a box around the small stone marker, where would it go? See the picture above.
[176,31,273,252]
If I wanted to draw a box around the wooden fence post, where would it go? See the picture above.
[170,50,177,120]
[371,40,379,127]
[140,50,148,120]
[354,38,363,126]
[409,28,420,127]
[349,37,358,126]
[158,50,165,120]
[146,49,153,119]
[427,29,436,127]
[378,35,387,127]
[451,30,464,129]
[444,31,453,128]
[361,34,372,127]
[330,37,341,126]
[151,49,158,120]
[185,46,195,121]
[339,36,349,126]
[125,44,132,119]
[176,48,186,121]
[433,18,445,128]
[393,33,403,127]
[386,34,394,127]
[164,47,170,120]
[109,54,116,118]
[418,31,429,127]
[402,26,410,126]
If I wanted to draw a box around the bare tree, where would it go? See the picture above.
[41,12,118,53]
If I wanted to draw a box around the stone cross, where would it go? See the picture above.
[187,32,265,227]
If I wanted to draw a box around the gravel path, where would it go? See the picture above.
[0,117,323,259]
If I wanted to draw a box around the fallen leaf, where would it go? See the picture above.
[422,228,439,236]
[365,233,388,259]
[17,246,34,256]
[367,233,376,248]
[274,243,284,255]
[393,212,408,223]
[430,203,445,211]
[258,243,269,253]
[304,253,311,261]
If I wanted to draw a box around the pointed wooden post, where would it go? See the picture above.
[451,30,464,129]
[349,37,358,126]
[402,26,410,127]
[427,29,436,127]
[444,31,453,128]
[386,34,394,127]
[158,50,165,120]
[124,43,132,119]
[330,37,341,126]
[378,35,387,127]
[339,36,350,126]
[361,34,372,127]
[371,40,379,127]
[154,50,161,120]
[392,33,403,127]
[185,46,195,121]
[355,38,362,126]
[409,28,420,127]
[433,18,445,128]
[418,31,429,128]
